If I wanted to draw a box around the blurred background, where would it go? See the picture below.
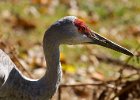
[0,0,140,100]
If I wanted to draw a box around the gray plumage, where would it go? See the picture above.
[0,16,133,100]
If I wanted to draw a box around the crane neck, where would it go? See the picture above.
[39,34,62,90]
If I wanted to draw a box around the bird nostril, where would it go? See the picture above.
[103,40,108,43]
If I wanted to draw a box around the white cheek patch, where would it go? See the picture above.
[82,34,88,38]
[72,34,91,44]
[82,35,92,42]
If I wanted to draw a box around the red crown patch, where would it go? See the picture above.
[74,18,91,35]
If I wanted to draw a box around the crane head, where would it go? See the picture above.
[73,17,133,56]
[48,16,133,56]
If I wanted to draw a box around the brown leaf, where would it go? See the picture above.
[12,15,36,31]
[91,72,105,81]
[73,87,89,98]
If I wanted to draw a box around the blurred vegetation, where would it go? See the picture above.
[0,0,140,100]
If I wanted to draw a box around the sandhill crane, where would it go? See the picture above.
[0,16,133,100]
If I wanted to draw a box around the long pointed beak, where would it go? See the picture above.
[88,31,133,56]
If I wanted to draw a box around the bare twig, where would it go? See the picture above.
[111,78,140,100]
[95,54,140,71]
[58,86,62,100]
[60,82,104,87]
[85,45,140,71]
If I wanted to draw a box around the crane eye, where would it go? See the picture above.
[78,26,86,33]
[74,18,91,34]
